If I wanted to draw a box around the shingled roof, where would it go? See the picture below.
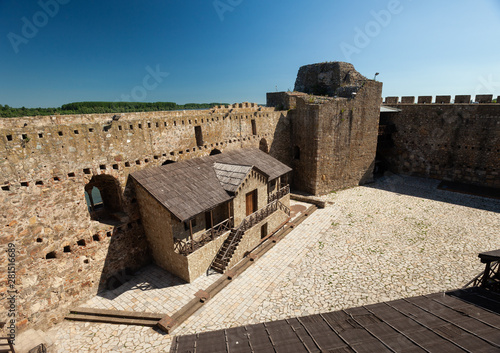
[131,148,292,222]
[170,287,500,353]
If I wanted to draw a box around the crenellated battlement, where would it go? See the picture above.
[383,94,498,105]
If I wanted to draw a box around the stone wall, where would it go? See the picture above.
[378,102,500,188]
[270,80,383,195]
[0,103,290,332]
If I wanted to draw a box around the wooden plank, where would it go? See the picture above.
[66,313,158,327]
[69,307,165,320]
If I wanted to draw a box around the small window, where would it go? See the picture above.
[125,162,131,167]
[46,251,57,259]
[100,165,106,170]
[83,168,91,174]
[118,125,122,131]
[58,131,63,136]
[74,130,79,134]
[113,164,119,170]
[63,246,71,253]
[38,133,43,138]
[194,125,203,146]
[68,172,75,178]
[93,234,100,241]
[294,146,301,160]
[21,182,29,187]
[77,239,86,246]
[2,186,10,191]
[6,135,13,141]
[251,119,257,135]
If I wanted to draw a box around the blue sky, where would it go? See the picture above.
[1,0,499,108]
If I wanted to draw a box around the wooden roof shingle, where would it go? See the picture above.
[131,148,292,222]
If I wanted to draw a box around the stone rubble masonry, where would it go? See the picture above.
[379,103,500,188]
[269,67,383,195]
[0,103,291,333]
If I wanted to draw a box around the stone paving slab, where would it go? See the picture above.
[47,175,500,352]
[81,265,222,316]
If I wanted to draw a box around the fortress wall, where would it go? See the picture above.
[314,80,383,194]
[378,103,500,188]
[0,104,290,332]
[384,94,495,104]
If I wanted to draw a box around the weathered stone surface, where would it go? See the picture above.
[294,62,366,98]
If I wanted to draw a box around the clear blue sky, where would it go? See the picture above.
[1,0,499,108]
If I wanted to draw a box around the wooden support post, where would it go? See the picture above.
[481,261,491,288]
[210,210,214,239]
[189,219,193,252]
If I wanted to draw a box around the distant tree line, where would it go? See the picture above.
[0,101,229,118]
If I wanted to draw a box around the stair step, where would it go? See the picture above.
[66,313,158,326]
[69,307,164,320]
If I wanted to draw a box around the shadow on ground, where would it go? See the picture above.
[367,174,500,213]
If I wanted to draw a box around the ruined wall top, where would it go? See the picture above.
[294,62,368,98]
[383,94,499,105]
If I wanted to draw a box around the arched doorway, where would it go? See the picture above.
[259,138,269,153]
[84,175,123,224]
[162,160,176,166]
[210,148,222,156]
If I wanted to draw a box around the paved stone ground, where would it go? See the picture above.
[47,176,499,352]
[81,265,222,316]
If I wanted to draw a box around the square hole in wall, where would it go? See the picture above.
[21,181,29,187]
[118,125,122,131]
[113,164,119,170]
[129,125,134,130]
[38,133,43,138]
[164,122,167,127]
[148,123,151,128]
[63,245,71,253]
[135,160,141,165]
[107,231,112,237]
[154,155,159,160]
[100,165,106,170]
[89,128,94,132]
[144,159,149,163]
[93,234,100,241]
[36,237,43,243]
[58,131,63,136]
[46,251,57,259]
[35,181,43,186]
[170,152,174,156]
[77,239,86,246]
[22,134,28,140]
[156,122,159,128]
[53,176,60,182]
[6,135,12,141]
[138,124,142,129]
[74,130,79,134]
[83,168,91,174]
[2,186,10,191]
[125,162,130,167]
[68,172,75,178]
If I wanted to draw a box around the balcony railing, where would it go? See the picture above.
[241,199,290,232]
[268,184,290,204]
[174,217,234,256]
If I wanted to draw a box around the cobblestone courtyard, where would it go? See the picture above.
[48,175,499,352]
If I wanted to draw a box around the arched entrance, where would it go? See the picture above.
[84,175,123,224]
[162,160,176,166]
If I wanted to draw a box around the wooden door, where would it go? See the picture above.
[246,190,257,216]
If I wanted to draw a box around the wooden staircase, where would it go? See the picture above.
[210,200,290,274]
[210,228,244,273]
